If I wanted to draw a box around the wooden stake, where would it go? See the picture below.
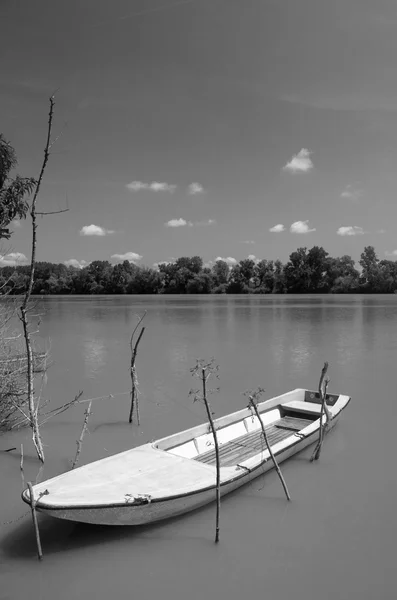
[72,401,92,469]
[20,443,24,470]
[248,396,291,501]
[200,368,221,543]
[27,481,43,560]
[310,362,331,462]
[129,326,145,424]
[190,359,221,543]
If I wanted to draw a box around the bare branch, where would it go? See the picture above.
[36,208,69,216]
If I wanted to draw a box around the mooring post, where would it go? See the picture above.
[27,481,43,560]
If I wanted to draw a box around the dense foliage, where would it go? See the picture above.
[0,134,36,240]
[1,246,397,294]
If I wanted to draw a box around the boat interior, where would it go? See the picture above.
[156,389,340,468]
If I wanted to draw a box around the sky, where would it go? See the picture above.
[1,0,397,269]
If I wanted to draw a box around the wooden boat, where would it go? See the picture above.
[22,388,350,526]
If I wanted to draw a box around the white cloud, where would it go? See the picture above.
[164,218,215,228]
[165,218,188,227]
[0,252,28,267]
[11,219,22,228]
[80,224,114,236]
[290,220,316,234]
[111,252,143,263]
[150,182,176,192]
[188,182,205,195]
[283,148,313,173]
[242,240,255,244]
[336,226,365,236]
[247,254,260,264]
[215,256,237,266]
[269,224,285,233]
[64,259,88,269]
[340,185,362,201]
[385,250,397,257]
[126,181,176,192]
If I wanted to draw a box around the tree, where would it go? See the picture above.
[359,246,381,292]
[283,247,310,293]
[238,258,256,289]
[253,259,275,293]
[212,260,229,285]
[326,255,360,293]
[0,134,36,239]
[306,246,329,291]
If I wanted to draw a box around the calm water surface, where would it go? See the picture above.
[1,295,396,599]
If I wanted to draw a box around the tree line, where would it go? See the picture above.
[1,245,396,294]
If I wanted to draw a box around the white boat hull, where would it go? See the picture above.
[22,388,350,526]
[34,420,334,525]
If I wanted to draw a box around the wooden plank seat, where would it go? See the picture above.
[194,416,313,467]
[283,400,323,415]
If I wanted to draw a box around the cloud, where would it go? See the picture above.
[215,256,237,266]
[10,219,22,228]
[242,240,255,244]
[0,252,28,266]
[164,218,215,227]
[111,252,143,263]
[80,224,114,236]
[290,220,316,234]
[283,148,313,173]
[64,259,88,269]
[336,226,365,236]
[188,182,205,195]
[165,218,188,227]
[247,254,260,264]
[269,224,285,233]
[126,181,176,192]
[340,185,362,201]
[385,250,397,258]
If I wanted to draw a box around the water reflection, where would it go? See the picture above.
[82,338,107,378]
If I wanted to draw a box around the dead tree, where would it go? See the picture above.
[19,97,55,462]
[310,362,332,462]
[128,311,146,424]
[245,387,291,501]
[72,401,92,469]
[190,358,221,543]
[18,95,67,462]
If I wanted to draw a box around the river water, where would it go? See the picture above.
[1,295,396,599]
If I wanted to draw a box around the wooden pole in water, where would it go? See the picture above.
[248,396,291,501]
[129,327,145,424]
[201,367,221,543]
[72,401,92,469]
[27,481,43,560]
[310,362,332,462]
